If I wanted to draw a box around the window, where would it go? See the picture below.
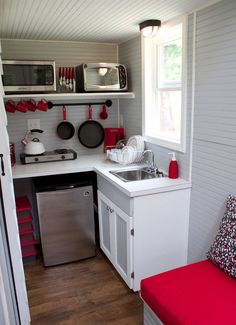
[142,16,187,152]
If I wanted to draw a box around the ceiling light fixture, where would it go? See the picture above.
[139,19,161,37]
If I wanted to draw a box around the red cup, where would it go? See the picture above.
[26,99,37,111]
[5,100,16,113]
[37,99,48,112]
[16,100,28,113]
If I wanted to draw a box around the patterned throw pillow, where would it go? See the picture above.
[207,194,236,278]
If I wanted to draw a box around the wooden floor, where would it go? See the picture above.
[24,251,143,325]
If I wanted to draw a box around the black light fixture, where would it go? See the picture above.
[139,19,161,37]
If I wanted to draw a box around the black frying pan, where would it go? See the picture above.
[57,106,75,139]
[78,105,105,148]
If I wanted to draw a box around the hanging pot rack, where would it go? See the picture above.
[47,99,112,109]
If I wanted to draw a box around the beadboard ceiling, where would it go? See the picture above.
[0,0,219,44]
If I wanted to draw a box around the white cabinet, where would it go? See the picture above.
[98,191,133,288]
[97,174,190,292]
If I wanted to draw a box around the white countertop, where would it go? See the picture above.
[12,154,191,197]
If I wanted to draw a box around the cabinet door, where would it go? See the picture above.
[98,190,133,289]
[97,191,112,261]
[113,206,133,288]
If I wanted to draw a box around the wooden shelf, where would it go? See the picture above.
[4,92,135,101]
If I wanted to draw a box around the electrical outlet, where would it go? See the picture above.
[27,119,40,131]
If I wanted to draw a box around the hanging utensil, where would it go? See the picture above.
[69,68,72,90]
[62,67,66,87]
[65,67,69,89]
[57,106,75,140]
[78,105,105,148]
[99,104,108,120]
[59,67,63,87]
[71,67,75,92]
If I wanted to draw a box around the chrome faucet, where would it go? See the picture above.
[142,150,158,174]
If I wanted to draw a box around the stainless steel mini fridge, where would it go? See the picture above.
[36,184,96,266]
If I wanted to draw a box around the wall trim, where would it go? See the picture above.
[189,12,197,182]
[1,38,118,47]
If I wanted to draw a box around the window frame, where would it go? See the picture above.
[142,15,187,152]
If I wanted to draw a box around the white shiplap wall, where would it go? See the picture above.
[188,0,236,262]
[1,39,118,64]
[119,16,193,180]
[7,102,119,162]
[2,39,119,160]
[119,37,142,138]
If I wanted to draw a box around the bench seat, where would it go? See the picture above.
[141,260,236,325]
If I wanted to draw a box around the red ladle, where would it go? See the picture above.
[100,104,108,120]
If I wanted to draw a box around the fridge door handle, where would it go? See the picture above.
[53,185,75,190]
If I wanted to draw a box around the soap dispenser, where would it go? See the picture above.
[168,152,179,179]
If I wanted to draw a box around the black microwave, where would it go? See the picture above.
[2,60,56,93]
[75,63,128,92]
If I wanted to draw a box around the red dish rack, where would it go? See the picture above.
[16,196,37,260]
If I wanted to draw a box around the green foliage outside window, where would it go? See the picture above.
[163,41,182,82]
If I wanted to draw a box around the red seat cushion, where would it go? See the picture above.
[141,260,236,325]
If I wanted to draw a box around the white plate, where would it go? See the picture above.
[121,145,137,164]
[127,135,144,150]
[127,136,144,160]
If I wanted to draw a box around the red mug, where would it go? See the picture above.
[16,100,28,113]
[5,100,16,113]
[26,99,37,111]
[37,99,48,112]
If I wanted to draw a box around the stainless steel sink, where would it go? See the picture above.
[110,168,166,182]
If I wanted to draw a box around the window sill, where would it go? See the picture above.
[143,135,186,153]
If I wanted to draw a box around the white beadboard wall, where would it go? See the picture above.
[7,102,119,161]
[188,0,236,262]
[1,39,118,66]
[1,39,119,160]
[119,37,142,137]
[119,15,194,180]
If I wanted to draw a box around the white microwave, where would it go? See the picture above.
[2,60,56,93]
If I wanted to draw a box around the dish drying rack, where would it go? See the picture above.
[107,149,144,165]
[107,136,145,165]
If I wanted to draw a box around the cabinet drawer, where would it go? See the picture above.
[97,175,133,216]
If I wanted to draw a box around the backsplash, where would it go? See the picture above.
[7,99,119,162]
